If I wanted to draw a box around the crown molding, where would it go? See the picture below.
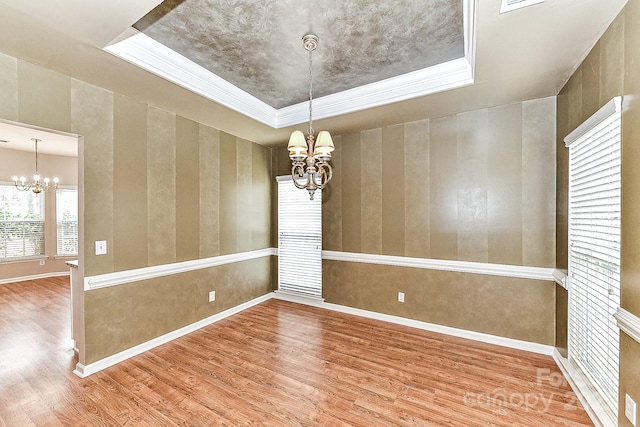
[276,58,473,128]
[104,32,278,126]
[103,0,477,129]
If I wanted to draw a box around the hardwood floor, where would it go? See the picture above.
[0,277,593,426]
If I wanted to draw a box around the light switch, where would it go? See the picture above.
[95,240,107,255]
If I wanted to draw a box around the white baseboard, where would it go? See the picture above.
[552,349,616,427]
[75,288,557,380]
[273,292,554,356]
[73,292,272,378]
[272,290,324,306]
[322,302,554,355]
[0,271,70,285]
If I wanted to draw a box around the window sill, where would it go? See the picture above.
[54,254,79,260]
[0,255,47,265]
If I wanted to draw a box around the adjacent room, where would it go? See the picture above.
[1,0,639,426]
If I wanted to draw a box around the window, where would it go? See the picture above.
[56,188,78,256]
[277,176,322,298]
[566,96,621,419]
[0,183,45,261]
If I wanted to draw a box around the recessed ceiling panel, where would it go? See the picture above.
[133,0,464,109]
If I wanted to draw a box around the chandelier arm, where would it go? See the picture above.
[291,163,309,190]
[315,162,333,189]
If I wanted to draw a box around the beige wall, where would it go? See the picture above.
[0,53,273,364]
[556,1,640,424]
[319,97,557,266]
[85,257,271,362]
[276,97,558,344]
[73,89,272,276]
[0,147,78,281]
[324,260,555,344]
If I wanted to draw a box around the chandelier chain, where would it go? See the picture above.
[34,139,39,174]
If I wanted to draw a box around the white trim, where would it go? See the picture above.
[0,271,70,285]
[0,254,47,265]
[55,184,79,191]
[0,118,80,139]
[614,307,640,345]
[84,248,277,290]
[104,0,477,128]
[54,255,79,260]
[273,290,324,306]
[553,349,616,427]
[280,295,553,355]
[323,302,554,354]
[322,250,555,282]
[74,287,559,378]
[553,269,569,290]
[104,31,277,127]
[275,58,473,128]
[73,292,273,378]
[564,96,622,147]
[463,0,478,81]
[500,0,544,14]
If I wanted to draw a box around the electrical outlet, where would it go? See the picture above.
[398,292,405,303]
[39,259,45,266]
[208,291,216,302]
[626,394,637,426]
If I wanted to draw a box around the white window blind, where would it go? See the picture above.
[0,184,45,261]
[277,177,322,298]
[56,188,78,256]
[566,96,621,416]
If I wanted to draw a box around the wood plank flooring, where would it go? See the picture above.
[0,277,593,426]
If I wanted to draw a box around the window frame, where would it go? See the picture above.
[565,96,622,422]
[55,186,79,257]
[0,182,46,262]
[276,175,323,299]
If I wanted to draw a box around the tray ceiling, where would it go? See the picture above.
[106,0,474,128]
[0,0,630,149]
[132,0,465,109]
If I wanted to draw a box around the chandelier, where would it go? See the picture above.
[287,33,335,200]
[12,138,59,194]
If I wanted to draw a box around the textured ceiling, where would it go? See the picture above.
[133,0,464,109]
[0,0,629,149]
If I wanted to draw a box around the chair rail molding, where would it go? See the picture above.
[322,250,555,282]
[84,248,277,290]
[614,307,640,344]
